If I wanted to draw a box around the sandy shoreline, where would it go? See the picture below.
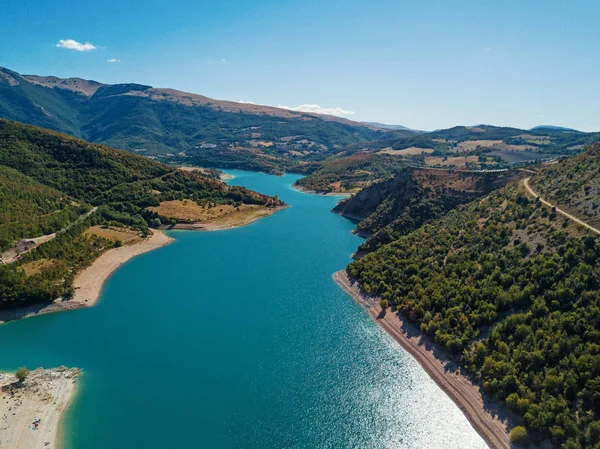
[333,270,512,449]
[0,367,79,449]
[72,229,174,306]
[0,203,285,325]
[0,230,174,324]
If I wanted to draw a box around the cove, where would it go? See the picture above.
[0,170,486,449]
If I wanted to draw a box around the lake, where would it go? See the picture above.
[0,170,486,448]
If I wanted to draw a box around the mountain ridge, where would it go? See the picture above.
[5,67,380,128]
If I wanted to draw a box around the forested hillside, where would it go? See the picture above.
[0,119,282,309]
[294,154,407,193]
[334,168,519,251]
[347,144,600,447]
[0,166,85,251]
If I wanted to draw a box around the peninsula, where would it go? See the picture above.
[0,367,79,449]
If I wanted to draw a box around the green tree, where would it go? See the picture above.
[509,426,529,446]
[586,421,600,446]
[15,367,29,383]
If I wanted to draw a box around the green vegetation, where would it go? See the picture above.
[334,168,518,252]
[347,144,600,447]
[3,67,597,175]
[0,166,86,251]
[428,125,526,142]
[295,154,407,193]
[0,67,394,174]
[177,147,292,175]
[15,367,29,383]
[389,134,450,152]
[509,426,529,446]
[0,119,282,309]
[530,145,600,228]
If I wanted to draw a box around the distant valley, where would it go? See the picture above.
[2,66,599,180]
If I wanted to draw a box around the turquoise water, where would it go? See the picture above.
[0,171,486,449]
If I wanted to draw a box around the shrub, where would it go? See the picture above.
[15,367,29,383]
[509,426,529,446]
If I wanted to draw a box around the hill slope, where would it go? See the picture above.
[0,67,395,173]
[334,168,520,251]
[3,66,598,175]
[347,143,600,447]
[529,145,600,228]
[0,119,282,309]
[294,153,408,193]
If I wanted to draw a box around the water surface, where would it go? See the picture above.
[0,170,486,448]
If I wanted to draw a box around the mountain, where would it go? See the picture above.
[530,125,581,132]
[362,121,417,131]
[0,67,395,174]
[3,66,598,176]
[347,142,600,447]
[0,119,282,309]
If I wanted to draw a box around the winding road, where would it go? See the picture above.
[523,178,600,235]
[1,207,98,264]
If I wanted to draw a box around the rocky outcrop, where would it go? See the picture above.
[332,170,418,229]
[334,168,522,254]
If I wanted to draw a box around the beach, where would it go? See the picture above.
[0,367,79,449]
[0,230,174,324]
[71,229,174,306]
[333,270,512,449]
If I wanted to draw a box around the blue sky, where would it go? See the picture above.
[2,0,599,131]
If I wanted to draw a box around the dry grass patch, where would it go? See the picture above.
[199,205,279,230]
[413,169,481,192]
[149,200,235,222]
[378,147,434,156]
[20,258,58,276]
[424,156,480,168]
[177,166,216,175]
[457,140,503,152]
[249,140,273,148]
[456,140,536,153]
[149,200,272,224]
[84,226,143,245]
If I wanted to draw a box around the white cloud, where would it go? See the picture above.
[221,58,226,63]
[536,114,546,118]
[107,58,121,63]
[56,39,97,51]
[277,104,355,117]
[236,101,355,117]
